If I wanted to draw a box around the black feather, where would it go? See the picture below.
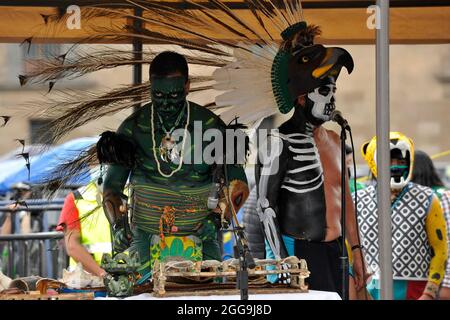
[1,116,11,127]
[18,75,28,86]
[15,139,26,153]
[20,37,32,55]
[96,131,136,168]
[15,200,29,209]
[25,163,31,180]
[17,152,30,162]
[40,14,50,24]
[48,81,55,93]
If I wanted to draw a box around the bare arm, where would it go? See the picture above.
[64,229,106,278]
[256,134,289,259]
[420,196,448,299]
[0,213,11,235]
[344,157,366,291]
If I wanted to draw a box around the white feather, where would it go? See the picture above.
[213,42,278,128]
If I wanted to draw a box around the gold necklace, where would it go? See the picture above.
[151,101,190,178]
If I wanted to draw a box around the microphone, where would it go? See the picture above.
[207,182,220,210]
[330,110,350,129]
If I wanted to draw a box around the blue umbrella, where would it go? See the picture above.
[0,137,98,193]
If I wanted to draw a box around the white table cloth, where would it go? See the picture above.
[96,290,341,300]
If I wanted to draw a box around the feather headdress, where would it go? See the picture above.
[18,0,353,192]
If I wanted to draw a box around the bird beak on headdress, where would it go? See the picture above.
[311,47,354,80]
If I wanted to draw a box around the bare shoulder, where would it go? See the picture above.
[325,128,340,141]
[315,126,340,145]
[322,127,340,144]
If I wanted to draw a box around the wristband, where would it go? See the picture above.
[424,283,439,299]
[351,244,363,251]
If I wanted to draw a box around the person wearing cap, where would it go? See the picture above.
[0,182,32,236]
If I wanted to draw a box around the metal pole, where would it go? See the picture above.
[133,7,143,112]
[23,240,29,277]
[376,0,393,300]
[8,241,14,277]
[39,240,45,277]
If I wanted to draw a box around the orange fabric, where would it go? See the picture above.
[56,193,81,232]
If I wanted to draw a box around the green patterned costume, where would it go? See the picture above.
[104,101,247,277]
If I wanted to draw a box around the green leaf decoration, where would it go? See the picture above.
[160,246,170,258]
[281,21,307,41]
[169,237,184,256]
[271,50,295,114]
[184,246,194,259]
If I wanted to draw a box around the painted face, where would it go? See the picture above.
[307,81,336,122]
[151,76,187,119]
[390,146,411,190]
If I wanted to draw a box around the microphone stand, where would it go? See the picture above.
[222,162,255,300]
[339,123,349,301]
[234,225,255,300]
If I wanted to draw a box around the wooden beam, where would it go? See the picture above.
[0,5,448,44]
[1,1,450,9]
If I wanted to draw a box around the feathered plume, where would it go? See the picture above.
[20,0,307,192]
[39,145,97,196]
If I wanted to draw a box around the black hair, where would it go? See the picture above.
[411,150,444,188]
[149,51,188,82]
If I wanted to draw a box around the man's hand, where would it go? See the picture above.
[421,282,439,300]
[418,294,434,300]
[112,227,131,253]
[351,249,369,291]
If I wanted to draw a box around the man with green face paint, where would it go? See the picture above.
[101,51,249,280]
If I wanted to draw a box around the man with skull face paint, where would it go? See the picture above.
[257,23,365,297]
[101,51,249,279]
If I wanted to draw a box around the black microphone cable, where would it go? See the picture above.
[348,125,369,300]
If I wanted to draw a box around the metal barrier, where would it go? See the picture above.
[0,232,67,279]
[0,198,67,279]
[0,199,65,213]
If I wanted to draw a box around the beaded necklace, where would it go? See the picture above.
[150,101,190,178]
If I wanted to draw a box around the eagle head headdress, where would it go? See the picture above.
[271,22,354,114]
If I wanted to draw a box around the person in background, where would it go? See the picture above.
[411,150,450,299]
[242,187,265,260]
[346,145,365,194]
[0,182,33,236]
[356,133,448,300]
[412,150,447,197]
[56,180,111,278]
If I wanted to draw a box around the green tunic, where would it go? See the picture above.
[104,101,247,275]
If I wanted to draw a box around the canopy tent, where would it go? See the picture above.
[0,144,48,184]
[0,137,98,194]
[0,0,449,44]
